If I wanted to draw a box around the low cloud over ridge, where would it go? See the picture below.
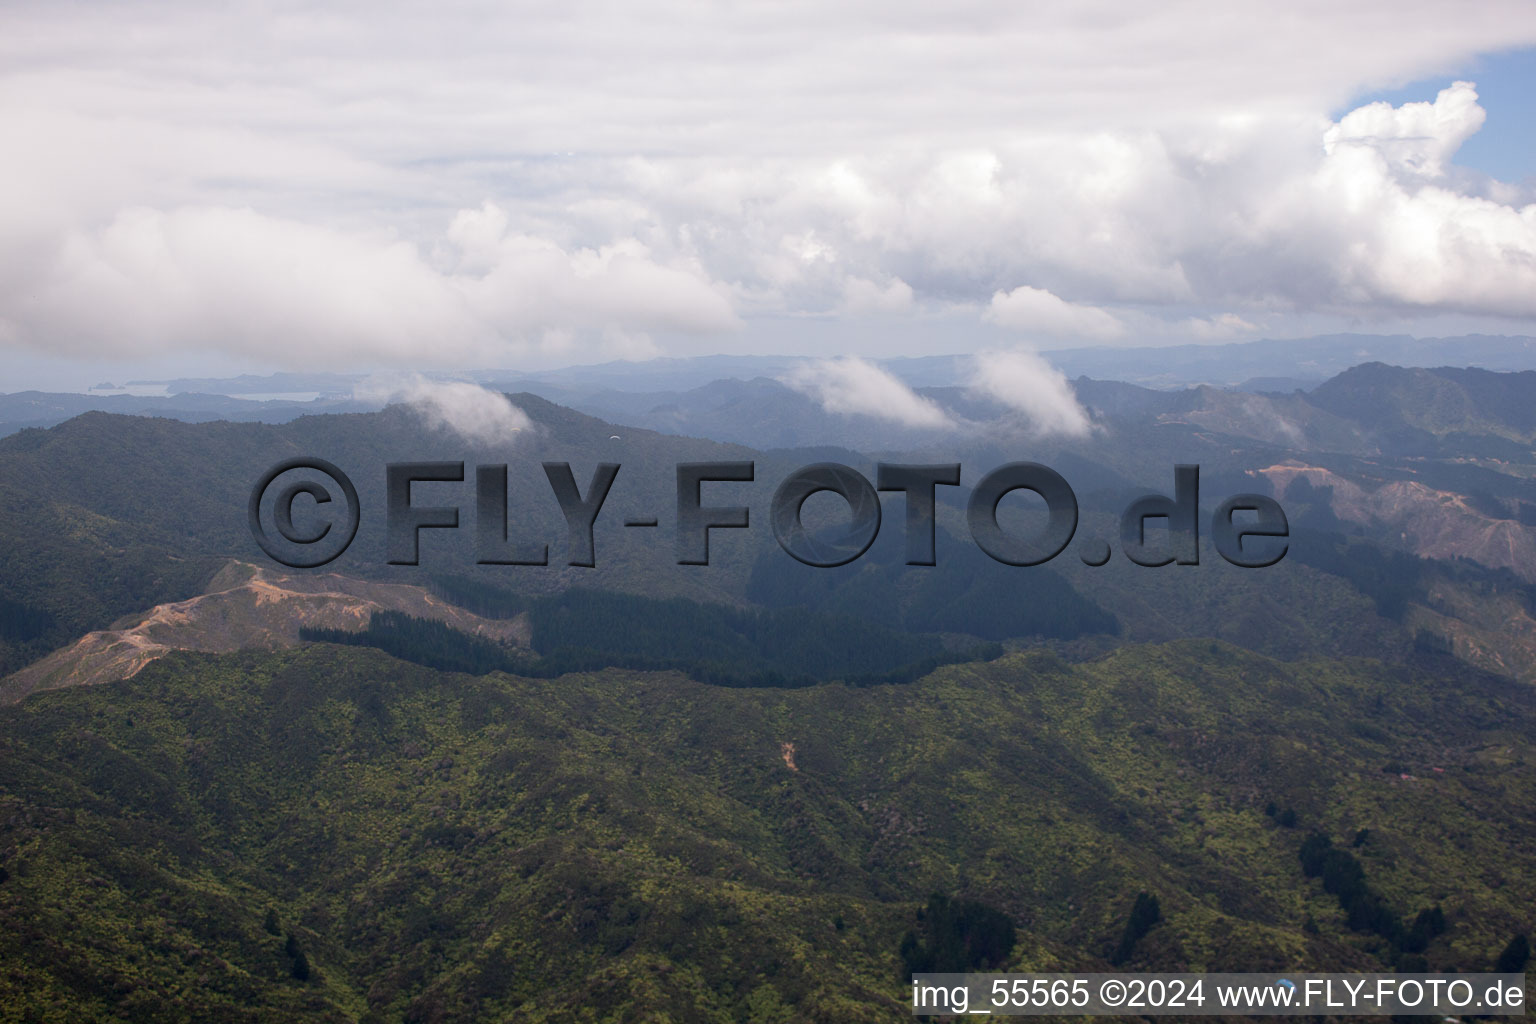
[358,373,534,445]
[784,357,955,430]
[969,350,1094,438]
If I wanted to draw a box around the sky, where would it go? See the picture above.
[3,1,1536,392]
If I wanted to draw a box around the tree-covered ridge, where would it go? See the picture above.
[744,521,1120,642]
[304,586,1000,687]
[1,641,1533,1021]
[0,400,758,677]
[4,394,1536,689]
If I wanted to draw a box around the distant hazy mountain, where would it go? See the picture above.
[0,390,376,437]
[532,376,1007,451]
[134,370,363,395]
[1040,333,1536,389]
[481,354,812,391]
[484,333,1536,392]
[14,333,1535,440]
[505,360,1536,464]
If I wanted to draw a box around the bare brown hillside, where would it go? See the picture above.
[1259,462,1536,581]
[0,562,527,703]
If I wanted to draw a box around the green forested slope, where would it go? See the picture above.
[1,643,1532,1022]
[0,401,763,676]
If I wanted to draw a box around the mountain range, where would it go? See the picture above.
[1,345,1534,1020]
[10,333,1536,439]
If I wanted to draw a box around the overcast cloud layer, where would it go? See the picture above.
[2,1,1536,377]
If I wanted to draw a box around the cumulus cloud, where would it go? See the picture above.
[969,349,1093,438]
[358,373,534,445]
[2,206,478,362]
[985,286,1128,340]
[1323,80,1485,179]
[783,357,954,429]
[445,203,739,336]
[1221,82,1536,318]
[3,3,1536,372]
[0,203,737,366]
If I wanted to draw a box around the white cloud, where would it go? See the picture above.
[2,206,479,362]
[358,373,534,445]
[1179,313,1260,340]
[985,285,1128,340]
[449,206,740,337]
[840,276,914,314]
[1222,82,1536,318]
[969,349,1093,438]
[1323,80,1485,179]
[3,4,1536,372]
[0,203,738,365]
[783,356,954,429]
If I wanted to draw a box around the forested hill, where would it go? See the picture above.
[0,397,757,677]
[7,371,1536,695]
[0,641,1532,1021]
